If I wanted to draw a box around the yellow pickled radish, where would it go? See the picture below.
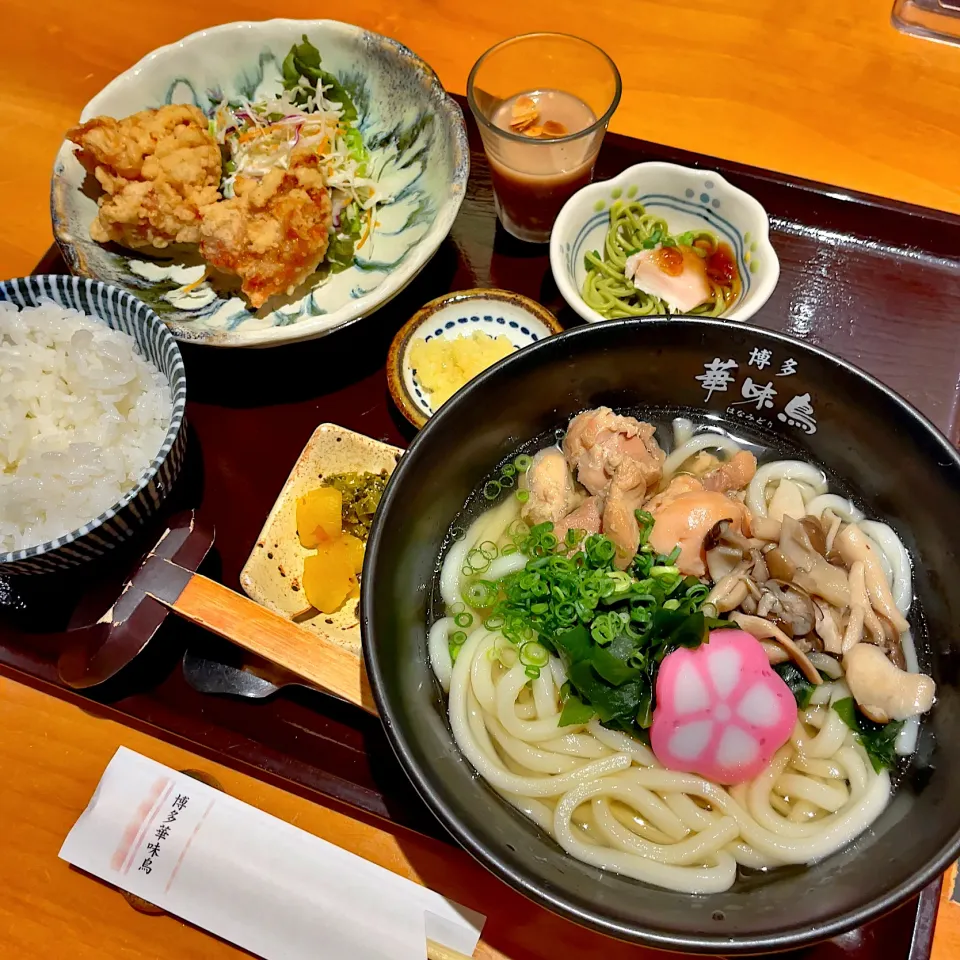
[302,540,357,613]
[297,486,342,548]
[339,533,365,573]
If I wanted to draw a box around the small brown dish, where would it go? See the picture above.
[386,288,563,428]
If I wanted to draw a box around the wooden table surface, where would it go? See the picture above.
[0,677,504,960]
[3,1,960,958]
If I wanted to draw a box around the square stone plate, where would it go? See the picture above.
[240,424,402,655]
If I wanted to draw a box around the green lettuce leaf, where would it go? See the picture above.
[281,35,358,121]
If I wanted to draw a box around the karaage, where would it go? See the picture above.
[68,104,222,249]
[198,153,333,308]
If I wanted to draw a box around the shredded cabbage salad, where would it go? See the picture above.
[208,36,382,273]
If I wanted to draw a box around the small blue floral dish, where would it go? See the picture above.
[387,289,564,427]
[51,19,469,348]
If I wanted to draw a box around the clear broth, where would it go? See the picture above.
[429,406,933,887]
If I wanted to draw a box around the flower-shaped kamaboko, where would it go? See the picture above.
[650,629,797,784]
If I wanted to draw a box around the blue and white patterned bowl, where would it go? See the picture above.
[549,162,779,325]
[51,19,469,348]
[0,276,187,575]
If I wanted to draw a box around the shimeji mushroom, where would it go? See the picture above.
[728,612,822,685]
[836,524,909,633]
[774,516,850,608]
[843,643,935,724]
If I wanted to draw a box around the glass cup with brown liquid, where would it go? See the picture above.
[468,33,622,243]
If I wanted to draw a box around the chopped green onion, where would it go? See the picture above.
[607,571,633,594]
[521,521,560,558]
[685,583,709,602]
[651,565,680,577]
[555,602,577,624]
[590,611,622,645]
[519,641,550,668]
[635,510,655,545]
[449,629,467,662]
[479,541,498,560]
[454,612,473,628]
[483,613,506,630]
[501,463,517,477]
[564,527,587,548]
[463,580,499,609]
[514,454,533,472]
[585,536,615,565]
[501,544,518,556]
[524,665,541,679]
[464,548,491,573]
[663,599,680,611]
[484,480,502,500]
[508,518,530,540]
[450,601,466,615]
[499,473,516,488]
[664,545,682,565]
[450,526,466,542]
[516,490,530,504]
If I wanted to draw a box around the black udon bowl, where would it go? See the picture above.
[361,318,960,954]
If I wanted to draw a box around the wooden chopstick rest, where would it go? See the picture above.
[138,555,377,716]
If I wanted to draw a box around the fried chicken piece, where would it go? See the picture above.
[198,154,333,308]
[67,104,222,249]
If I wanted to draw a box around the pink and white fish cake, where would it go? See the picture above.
[650,629,797,785]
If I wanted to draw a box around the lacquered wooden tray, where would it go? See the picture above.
[3,94,957,958]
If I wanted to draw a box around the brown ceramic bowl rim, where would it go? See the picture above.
[386,288,564,428]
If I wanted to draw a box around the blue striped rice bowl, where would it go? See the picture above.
[0,275,187,575]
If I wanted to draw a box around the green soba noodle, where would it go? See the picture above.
[581,200,729,320]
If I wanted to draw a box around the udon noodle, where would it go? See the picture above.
[430,413,933,894]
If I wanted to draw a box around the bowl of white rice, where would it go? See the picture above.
[0,275,186,575]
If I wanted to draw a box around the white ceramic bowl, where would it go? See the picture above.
[51,19,469,348]
[549,162,779,325]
